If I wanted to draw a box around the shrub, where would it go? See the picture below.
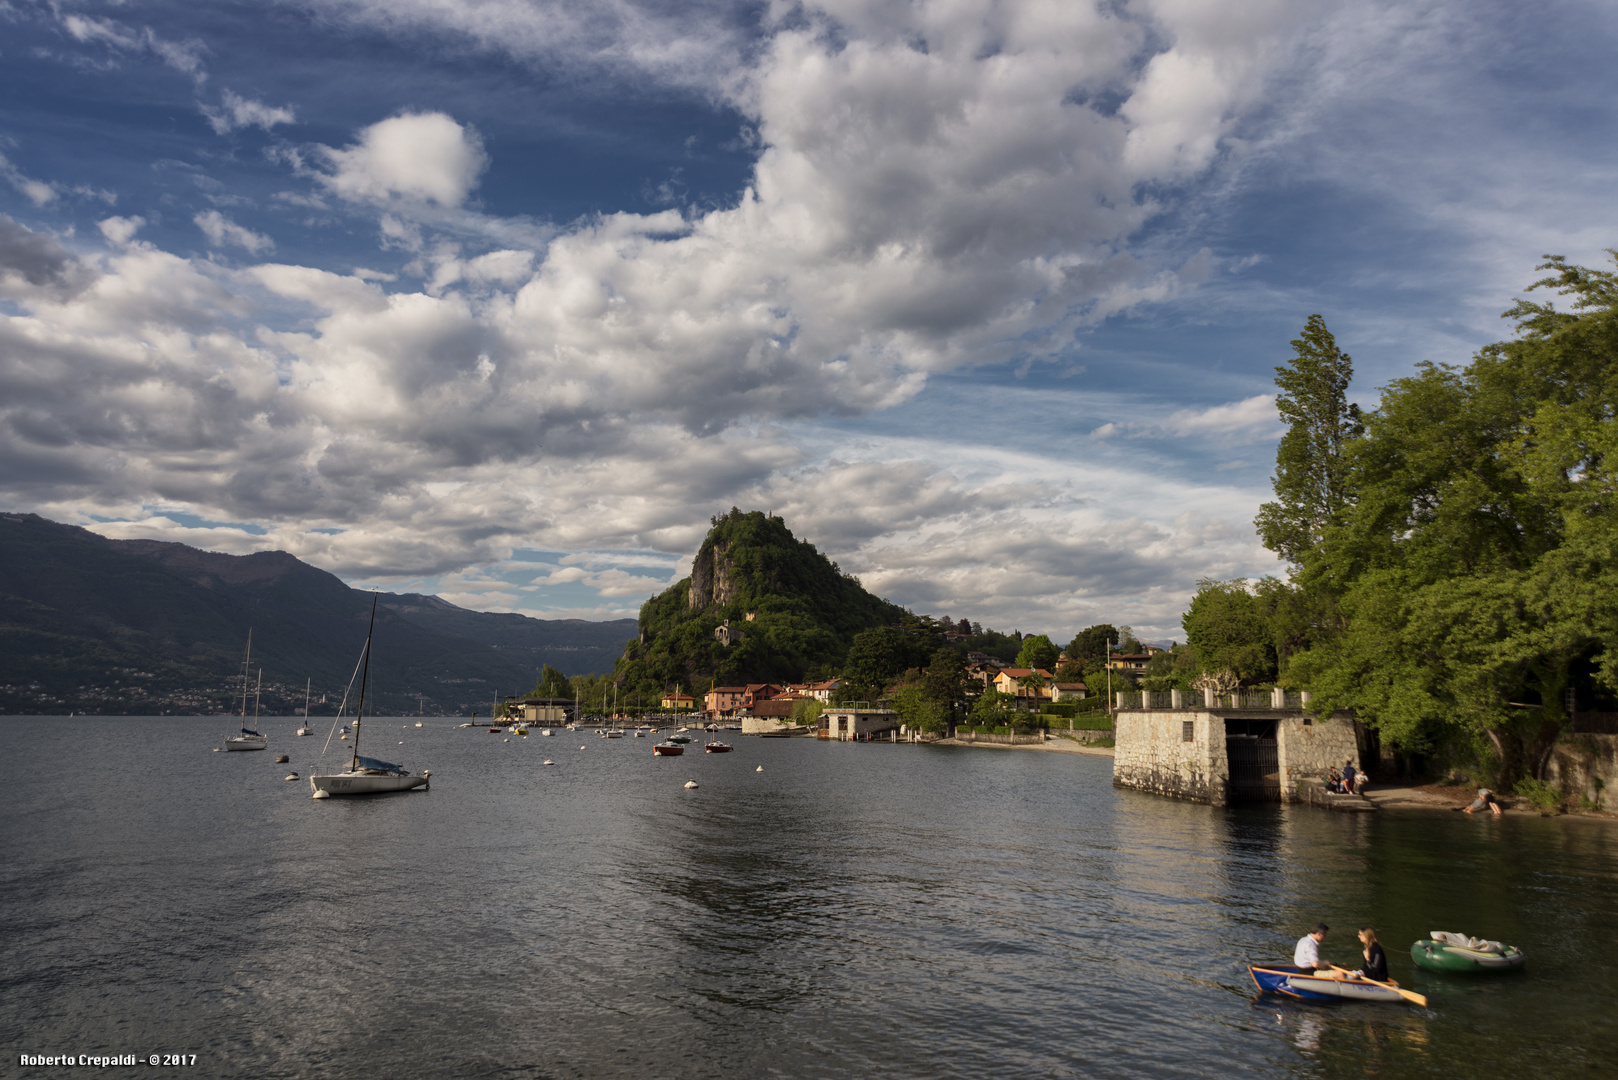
[1515,777,1562,815]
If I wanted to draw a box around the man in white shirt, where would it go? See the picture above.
[1294,923,1331,971]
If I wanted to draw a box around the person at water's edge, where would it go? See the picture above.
[1356,927,1388,981]
[1464,788,1503,815]
[1293,923,1330,971]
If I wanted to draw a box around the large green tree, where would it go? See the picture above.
[1254,315,1365,564]
[1181,579,1277,684]
[1066,624,1118,661]
[1014,634,1059,670]
[1291,255,1618,780]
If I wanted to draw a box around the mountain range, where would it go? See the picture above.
[0,513,634,715]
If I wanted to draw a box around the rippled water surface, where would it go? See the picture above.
[3,716,1616,1078]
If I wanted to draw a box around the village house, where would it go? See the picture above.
[742,684,782,708]
[740,695,803,734]
[1050,682,1089,702]
[660,692,696,711]
[704,686,748,715]
[1105,653,1153,673]
[992,667,1055,702]
[817,706,899,740]
[784,679,840,702]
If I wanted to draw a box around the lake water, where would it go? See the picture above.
[2,716,1614,1078]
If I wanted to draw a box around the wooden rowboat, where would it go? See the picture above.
[1248,964,1413,1004]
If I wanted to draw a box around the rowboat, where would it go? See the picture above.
[1248,964,1412,1003]
[1411,935,1525,973]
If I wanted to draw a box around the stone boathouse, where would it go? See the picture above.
[1112,689,1358,805]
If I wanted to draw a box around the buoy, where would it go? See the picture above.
[756,765,764,772]
[580,745,586,750]
[212,748,220,752]
[543,759,555,765]
[399,740,404,744]
[684,780,699,789]
[275,754,289,763]
[284,772,299,781]
[312,789,330,799]
[504,738,510,743]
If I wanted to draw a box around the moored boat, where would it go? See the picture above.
[1248,964,1413,1004]
[309,594,431,798]
[652,741,685,756]
[1411,934,1525,973]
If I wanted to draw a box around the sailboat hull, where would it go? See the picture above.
[310,772,428,795]
[224,736,267,751]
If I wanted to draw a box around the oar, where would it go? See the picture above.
[1330,964,1427,1006]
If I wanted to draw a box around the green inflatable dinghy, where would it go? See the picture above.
[1411,932,1525,973]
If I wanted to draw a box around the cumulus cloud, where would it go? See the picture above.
[203,91,297,135]
[5,0,1321,636]
[0,153,59,207]
[315,113,489,207]
[194,210,275,254]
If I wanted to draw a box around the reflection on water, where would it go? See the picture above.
[2,717,1615,1078]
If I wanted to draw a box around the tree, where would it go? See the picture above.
[1067,624,1118,661]
[1181,580,1276,684]
[1289,254,1618,782]
[1014,634,1058,670]
[841,626,910,700]
[969,689,1015,728]
[533,664,570,698]
[922,648,966,714]
[891,686,948,732]
[1254,315,1365,564]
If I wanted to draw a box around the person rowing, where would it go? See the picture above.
[1294,922,1332,972]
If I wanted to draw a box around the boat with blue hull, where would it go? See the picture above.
[1248,964,1413,1004]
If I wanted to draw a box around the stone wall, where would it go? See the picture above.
[1112,710,1226,804]
[740,715,802,735]
[1114,709,1360,806]
[1275,713,1359,790]
[1545,733,1618,811]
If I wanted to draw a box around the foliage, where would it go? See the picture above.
[1066,624,1118,661]
[1254,315,1365,564]
[1260,255,1618,783]
[613,510,908,693]
[790,697,824,726]
[1182,580,1277,684]
[532,664,571,697]
[841,626,932,700]
[1514,777,1562,814]
[891,685,949,732]
[1014,634,1059,670]
[970,688,1016,727]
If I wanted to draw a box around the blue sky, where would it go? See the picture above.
[2,0,1616,642]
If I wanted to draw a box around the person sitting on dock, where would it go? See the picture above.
[1464,788,1503,815]
[1341,761,1358,794]
[1294,923,1331,972]
[1326,767,1343,793]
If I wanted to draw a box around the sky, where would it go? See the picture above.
[2,0,1616,643]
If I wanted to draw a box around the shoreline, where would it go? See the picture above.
[935,735,1115,757]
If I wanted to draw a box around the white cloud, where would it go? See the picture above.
[203,91,297,135]
[1,153,59,206]
[194,210,275,254]
[316,113,489,208]
[60,13,207,80]
[97,216,146,246]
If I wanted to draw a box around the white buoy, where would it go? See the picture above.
[580,745,586,750]
[284,773,299,781]
[756,765,763,772]
[312,789,330,800]
[543,759,555,765]
[684,780,699,789]
[212,748,220,752]
[504,738,510,743]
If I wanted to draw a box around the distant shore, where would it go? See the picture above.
[935,734,1114,757]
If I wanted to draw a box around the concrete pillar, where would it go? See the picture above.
[1300,691,1312,708]
[1117,691,1126,709]
[1171,689,1183,709]
[1272,687,1286,709]
[1202,687,1216,708]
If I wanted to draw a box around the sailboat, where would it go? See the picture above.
[223,632,267,751]
[310,594,431,797]
[704,719,733,754]
[296,677,314,736]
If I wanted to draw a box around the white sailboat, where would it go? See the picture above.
[223,632,267,751]
[310,594,431,797]
[296,677,314,736]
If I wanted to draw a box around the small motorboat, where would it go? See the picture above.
[296,726,313,736]
[1411,933,1525,973]
[704,741,733,753]
[668,734,693,744]
[652,741,685,756]
[1248,964,1417,1004]
[540,729,553,736]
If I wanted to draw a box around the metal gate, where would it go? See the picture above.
[1226,730,1281,803]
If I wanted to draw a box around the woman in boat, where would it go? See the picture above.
[1356,927,1388,982]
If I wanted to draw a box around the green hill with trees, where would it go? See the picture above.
[611,509,909,695]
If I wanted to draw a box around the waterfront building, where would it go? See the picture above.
[1111,690,1358,805]
[817,707,899,740]
[704,686,748,715]
[660,692,696,710]
[510,696,572,725]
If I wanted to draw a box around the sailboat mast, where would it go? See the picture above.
[304,677,311,719]
[239,629,253,718]
[254,669,262,721]
[351,593,378,770]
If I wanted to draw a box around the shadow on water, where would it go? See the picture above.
[2,718,1616,1078]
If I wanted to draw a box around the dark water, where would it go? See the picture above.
[2,717,1614,1078]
